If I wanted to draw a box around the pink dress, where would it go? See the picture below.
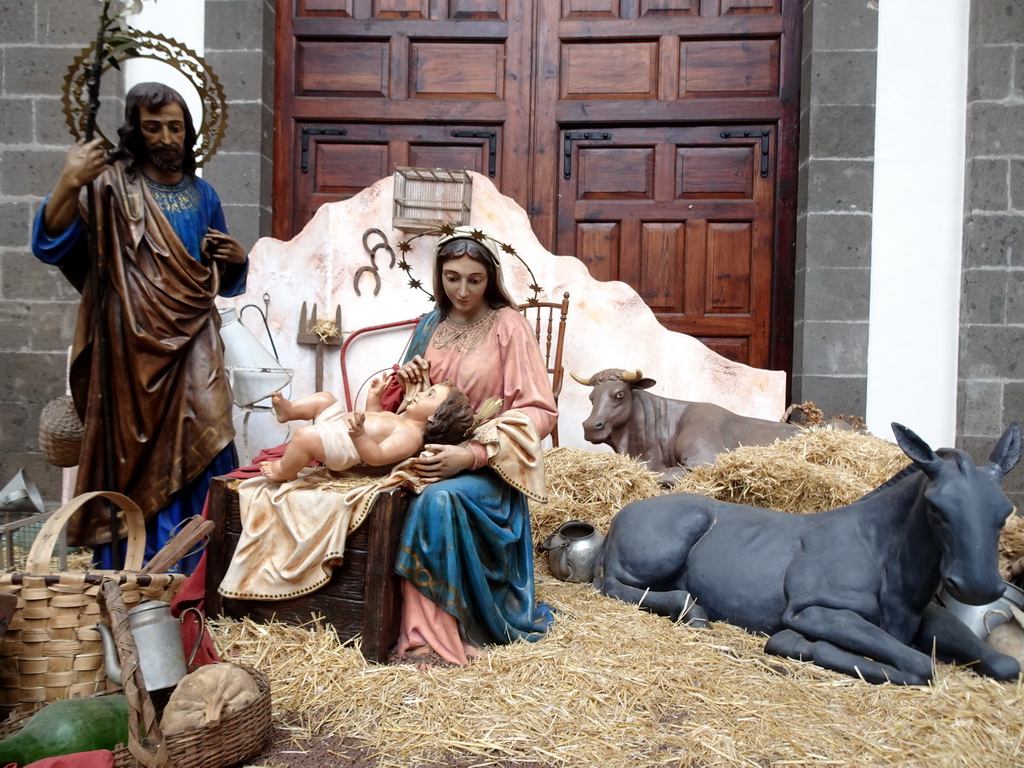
[395,306,557,665]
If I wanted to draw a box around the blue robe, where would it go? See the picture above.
[394,311,553,647]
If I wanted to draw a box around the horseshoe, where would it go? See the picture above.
[371,241,396,268]
[354,266,381,297]
[362,228,388,254]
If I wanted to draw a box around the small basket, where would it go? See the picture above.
[39,395,84,468]
[0,491,184,715]
[101,580,271,768]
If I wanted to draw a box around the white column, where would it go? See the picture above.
[866,0,970,447]
[124,1,206,131]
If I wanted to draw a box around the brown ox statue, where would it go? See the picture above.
[572,368,802,483]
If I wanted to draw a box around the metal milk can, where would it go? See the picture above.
[96,601,200,692]
[538,520,605,583]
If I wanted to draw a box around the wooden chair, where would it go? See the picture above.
[518,292,570,446]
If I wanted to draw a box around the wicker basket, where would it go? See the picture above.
[0,491,184,715]
[39,395,84,468]
[101,579,272,768]
[0,582,272,768]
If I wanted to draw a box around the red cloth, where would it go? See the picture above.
[171,443,288,667]
[20,750,114,768]
[377,369,404,412]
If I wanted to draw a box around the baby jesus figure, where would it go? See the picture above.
[259,377,473,482]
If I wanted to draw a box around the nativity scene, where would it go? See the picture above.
[0,1,1022,767]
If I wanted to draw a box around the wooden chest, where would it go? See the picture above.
[203,477,409,663]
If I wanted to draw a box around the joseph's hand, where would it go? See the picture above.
[42,139,109,236]
[62,139,108,188]
[203,229,247,265]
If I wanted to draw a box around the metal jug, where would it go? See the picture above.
[96,601,203,692]
[538,520,604,583]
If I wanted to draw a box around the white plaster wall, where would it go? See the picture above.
[866,0,969,447]
[222,174,789,464]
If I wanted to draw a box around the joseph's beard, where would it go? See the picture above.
[150,147,185,173]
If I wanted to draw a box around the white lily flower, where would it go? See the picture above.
[109,0,145,16]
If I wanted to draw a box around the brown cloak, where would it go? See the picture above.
[67,162,235,546]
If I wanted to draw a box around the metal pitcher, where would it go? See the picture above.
[96,601,203,692]
[538,520,604,583]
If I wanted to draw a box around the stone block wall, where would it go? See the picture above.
[794,0,878,420]
[0,0,272,502]
[959,1,1024,509]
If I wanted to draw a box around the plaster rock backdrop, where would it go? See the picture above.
[220,172,787,463]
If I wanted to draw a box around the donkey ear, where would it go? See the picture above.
[892,422,941,471]
[988,422,1023,478]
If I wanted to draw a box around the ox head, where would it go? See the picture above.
[571,369,657,446]
[893,421,1022,606]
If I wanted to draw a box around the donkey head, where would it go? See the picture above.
[894,421,1022,605]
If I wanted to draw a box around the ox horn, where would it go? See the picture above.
[570,372,593,386]
[621,369,643,381]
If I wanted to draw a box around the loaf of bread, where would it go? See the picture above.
[160,663,261,734]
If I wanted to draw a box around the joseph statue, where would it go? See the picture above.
[32,82,248,571]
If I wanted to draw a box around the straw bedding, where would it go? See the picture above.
[219,427,1024,768]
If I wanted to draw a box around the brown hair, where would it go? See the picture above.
[433,238,513,319]
[110,82,198,178]
[422,381,474,445]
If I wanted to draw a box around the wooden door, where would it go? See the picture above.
[273,0,801,372]
[273,0,536,238]
[529,0,800,368]
[559,125,775,364]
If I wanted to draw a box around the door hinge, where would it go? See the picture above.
[301,127,348,173]
[564,132,612,179]
[720,130,771,178]
[450,130,498,177]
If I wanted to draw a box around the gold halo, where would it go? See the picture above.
[62,29,228,167]
[395,224,543,305]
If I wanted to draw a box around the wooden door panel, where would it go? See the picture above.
[677,146,752,198]
[681,39,779,96]
[299,0,356,14]
[410,42,506,99]
[296,41,390,97]
[577,146,655,199]
[560,42,659,99]
[375,0,430,18]
[449,0,506,19]
[558,125,772,364]
[639,0,700,18]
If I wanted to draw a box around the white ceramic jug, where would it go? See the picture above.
[218,307,293,406]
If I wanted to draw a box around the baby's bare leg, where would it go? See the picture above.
[271,391,338,423]
[260,425,326,481]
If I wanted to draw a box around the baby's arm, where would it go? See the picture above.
[365,376,388,412]
[347,412,423,466]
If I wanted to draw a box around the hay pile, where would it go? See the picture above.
[215,429,1024,767]
[215,581,1024,768]
[670,427,910,514]
[531,447,663,542]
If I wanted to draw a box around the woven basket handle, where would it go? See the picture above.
[25,491,147,573]
[100,579,171,768]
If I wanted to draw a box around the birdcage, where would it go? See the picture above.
[392,167,472,233]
